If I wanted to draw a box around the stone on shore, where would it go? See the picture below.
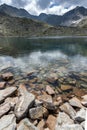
[17,118,39,130]
[15,84,35,120]
[29,106,48,119]
[0,87,17,103]
[46,85,55,95]
[69,97,83,108]
[55,124,83,130]
[5,97,18,108]
[0,102,11,118]
[55,112,74,130]
[0,114,16,130]
[0,82,6,89]
[60,102,76,119]
[1,72,13,81]
[81,95,87,107]
[37,119,45,130]
[46,115,56,130]
[74,108,86,122]
[37,94,52,104]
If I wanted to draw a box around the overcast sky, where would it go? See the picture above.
[0,0,87,15]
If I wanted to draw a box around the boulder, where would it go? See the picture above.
[0,82,6,89]
[15,84,35,120]
[46,85,55,95]
[81,95,87,107]
[0,101,11,118]
[69,97,83,108]
[29,106,48,119]
[37,94,52,104]
[55,124,83,130]
[1,72,13,81]
[0,114,16,130]
[46,115,56,130]
[0,87,17,103]
[60,102,76,119]
[75,108,86,122]
[55,112,83,130]
[37,119,45,130]
[17,118,39,130]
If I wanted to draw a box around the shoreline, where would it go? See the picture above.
[0,69,86,130]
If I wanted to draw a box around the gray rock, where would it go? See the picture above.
[0,114,16,130]
[55,112,83,130]
[0,87,17,103]
[81,95,87,107]
[0,102,11,118]
[29,106,48,119]
[75,108,86,122]
[81,121,85,129]
[17,118,39,130]
[56,112,74,126]
[60,102,76,119]
[69,97,83,108]
[15,84,35,120]
[55,124,83,130]
[1,72,13,81]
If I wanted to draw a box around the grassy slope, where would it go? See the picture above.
[0,14,87,37]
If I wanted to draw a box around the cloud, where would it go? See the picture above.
[0,0,87,15]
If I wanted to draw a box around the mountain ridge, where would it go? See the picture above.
[0,4,87,26]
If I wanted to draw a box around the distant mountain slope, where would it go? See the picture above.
[77,18,87,28]
[0,13,87,37]
[0,4,87,27]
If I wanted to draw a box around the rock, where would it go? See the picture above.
[81,95,87,107]
[46,85,55,95]
[55,124,83,130]
[75,108,86,122]
[0,101,11,118]
[43,102,57,111]
[37,119,45,130]
[29,106,48,119]
[35,99,43,106]
[15,84,35,120]
[0,114,16,130]
[37,94,52,104]
[55,112,83,130]
[81,84,87,88]
[69,97,83,108]
[0,82,6,89]
[60,102,76,119]
[0,87,17,103]
[5,97,18,108]
[17,118,39,130]
[1,72,13,81]
[81,121,85,129]
[55,112,74,129]
[61,85,72,91]
[46,115,56,130]
[46,75,58,85]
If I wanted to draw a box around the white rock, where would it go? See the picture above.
[75,108,86,122]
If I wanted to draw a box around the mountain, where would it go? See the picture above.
[0,4,32,18]
[0,12,87,37]
[0,4,87,27]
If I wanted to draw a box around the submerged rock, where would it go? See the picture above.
[46,85,55,95]
[0,114,16,130]
[1,72,13,81]
[61,85,72,91]
[15,84,35,120]
[0,82,6,89]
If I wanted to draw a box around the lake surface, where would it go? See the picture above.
[0,37,87,78]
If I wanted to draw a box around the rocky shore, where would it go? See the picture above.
[0,70,87,130]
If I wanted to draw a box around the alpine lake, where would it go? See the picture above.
[0,36,87,97]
